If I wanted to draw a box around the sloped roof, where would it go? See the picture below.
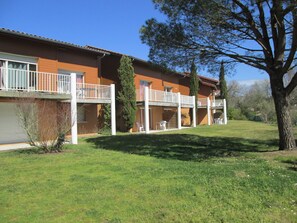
[0,28,110,55]
[0,28,218,89]
[86,45,218,89]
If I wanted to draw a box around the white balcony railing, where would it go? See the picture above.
[136,88,179,104]
[0,67,71,94]
[212,99,224,107]
[197,98,208,107]
[76,83,111,100]
[0,68,112,101]
[181,95,193,106]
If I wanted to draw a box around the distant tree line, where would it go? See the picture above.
[228,80,297,125]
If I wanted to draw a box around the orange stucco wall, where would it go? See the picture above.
[197,108,208,125]
[134,64,180,92]
[101,54,218,130]
[0,34,101,134]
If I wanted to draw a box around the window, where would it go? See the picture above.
[140,80,151,88]
[140,80,151,99]
[77,105,87,123]
[0,57,37,90]
[164,86,173,92]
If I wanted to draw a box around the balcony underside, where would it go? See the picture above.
[0,90,71,100]
[77,98,111,104]
[0,91,112,104]
[137,100,194,108]
[181,104,194,108]
[137,100,177,107]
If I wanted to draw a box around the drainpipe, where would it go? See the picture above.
[70,73,78,144]
[97,54,106,78]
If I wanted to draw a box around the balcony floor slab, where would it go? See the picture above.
[0,90,71,100]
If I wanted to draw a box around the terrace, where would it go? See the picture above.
[0,68,113,103]
[136,88,194,108]
[0,67,116,142]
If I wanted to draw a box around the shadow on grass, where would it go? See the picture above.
[281,159,297,171]
[86,134,279,161]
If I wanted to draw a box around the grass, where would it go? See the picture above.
[0,120,297,222]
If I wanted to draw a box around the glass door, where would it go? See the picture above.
[8,62,27,89]
[0,60,5,89]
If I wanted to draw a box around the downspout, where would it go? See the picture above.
[97,53,106,79]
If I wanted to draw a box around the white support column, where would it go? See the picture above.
[177,92,182,129]
[70,73,78,144]
[207,97,211,126]
[223,99,228,125]
[110,84,116,135]
[5,62,8,90]
[192,96,196,127]
[144,86,150,134]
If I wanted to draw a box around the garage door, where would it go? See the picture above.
[0,103,28,144]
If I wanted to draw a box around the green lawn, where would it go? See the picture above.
[1,121,297,222]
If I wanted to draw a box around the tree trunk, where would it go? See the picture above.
[270,76,296,150]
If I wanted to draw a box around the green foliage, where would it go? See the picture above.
[228,108,247,120]
[99,104,111,135]
[117,56,137,131]
[219,61,228,101]
[228,80,277,123]
[189,61,199,124]
[1,121,297,222]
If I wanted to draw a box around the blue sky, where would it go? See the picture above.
[0,0,267,83]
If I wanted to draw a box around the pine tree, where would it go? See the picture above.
[117,56,137,131]
[189,61,199,125]
[219,61,228,104]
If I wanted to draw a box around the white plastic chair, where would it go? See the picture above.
[136,122,144,132]
[160,121,167,130]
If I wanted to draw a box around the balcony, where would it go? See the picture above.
[0,68,112,102]
[180,95,194,108]
[197,98,225,109]
[76,83,112,103]
[211,99,224,108]
[136,88,179,106]
[197,98,208,108]
[0,68,71,99]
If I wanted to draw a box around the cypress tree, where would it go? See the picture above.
[219,61,228,105]
[117,56,137,131]
[189,61,199,125]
